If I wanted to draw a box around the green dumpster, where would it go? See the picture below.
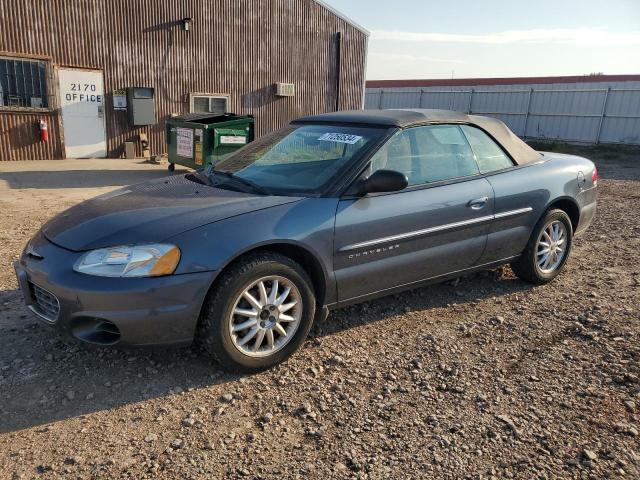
[165,113,254,171]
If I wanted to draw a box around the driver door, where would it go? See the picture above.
[333,124,494,303]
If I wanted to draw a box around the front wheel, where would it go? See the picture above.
[198,252,316,373]
[511,209,573,284]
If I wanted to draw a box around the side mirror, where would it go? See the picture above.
[354,169,408,196]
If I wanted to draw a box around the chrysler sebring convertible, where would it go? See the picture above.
[15,109,597,372]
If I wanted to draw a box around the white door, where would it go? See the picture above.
[58,68,107,158]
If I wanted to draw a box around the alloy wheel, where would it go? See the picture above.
[535,220,567,274]
[228,276,302,357]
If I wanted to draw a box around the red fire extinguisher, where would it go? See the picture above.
[39,118,48,142]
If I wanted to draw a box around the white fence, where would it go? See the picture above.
[365,83,640,145]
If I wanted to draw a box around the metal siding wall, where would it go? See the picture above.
[0,0,367,159]
[600,89,640,144]
[600,117,640,144]
[365,80,640,145]
[423,91,471,112]
[379,90,420,109]
[0,111,63,160]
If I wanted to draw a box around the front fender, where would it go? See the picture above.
[167,198,339,304]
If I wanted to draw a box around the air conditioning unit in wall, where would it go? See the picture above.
[275,83,295,97]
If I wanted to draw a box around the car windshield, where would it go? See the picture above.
[212,124,386,195]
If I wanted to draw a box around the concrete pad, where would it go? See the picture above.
[0,158,188,204]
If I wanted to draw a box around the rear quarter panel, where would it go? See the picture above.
[481,152,596,262]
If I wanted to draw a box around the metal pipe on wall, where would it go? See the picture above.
[335,31,342,112]
[595,87,611,144]
[522,88,533,137]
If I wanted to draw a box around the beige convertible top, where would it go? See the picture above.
[295,108,542,165]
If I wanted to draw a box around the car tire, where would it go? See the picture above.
[198,252,316,373]
[511,208,573,284]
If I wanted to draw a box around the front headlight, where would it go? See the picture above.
[74,244,181,278]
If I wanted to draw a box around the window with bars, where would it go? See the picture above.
[190,94,229,114]
[0,57,49,109]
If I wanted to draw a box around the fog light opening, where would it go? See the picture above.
[71,317,121,345]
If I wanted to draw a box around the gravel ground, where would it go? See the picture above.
[0,146,639,479]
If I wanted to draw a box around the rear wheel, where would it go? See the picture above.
[198,252,316,373]
[511,209,573,284]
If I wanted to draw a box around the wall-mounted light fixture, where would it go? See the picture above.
[181,17,192,32]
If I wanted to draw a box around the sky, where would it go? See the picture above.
[323,0,640,80]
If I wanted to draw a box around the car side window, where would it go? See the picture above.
[460,125,514,173]
[369,129,413,178]
[368,124,479,185]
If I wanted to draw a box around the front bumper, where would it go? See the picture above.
[15,232,215,346]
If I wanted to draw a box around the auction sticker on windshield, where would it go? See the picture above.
[318,133,363,144]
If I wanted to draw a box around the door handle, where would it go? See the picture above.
[467,196,489,210]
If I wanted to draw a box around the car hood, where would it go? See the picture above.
[42,175,302,251]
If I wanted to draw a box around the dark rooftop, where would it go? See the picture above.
[294,109,474,128]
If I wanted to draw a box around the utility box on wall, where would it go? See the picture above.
[126,87,155,125]
[275,83,295,97]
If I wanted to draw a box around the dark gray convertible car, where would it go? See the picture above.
[15,109,597,372]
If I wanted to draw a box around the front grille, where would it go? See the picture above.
[29,282,60,323]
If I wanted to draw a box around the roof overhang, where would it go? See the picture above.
[312,0,370,36]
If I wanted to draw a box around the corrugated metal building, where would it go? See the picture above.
[366,75,640,145]
[0,0,368,160]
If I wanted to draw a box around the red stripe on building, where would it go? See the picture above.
[366,74,640,88]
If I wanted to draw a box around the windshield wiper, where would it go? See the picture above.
[208,170,268,195]
[185,171,212,186]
